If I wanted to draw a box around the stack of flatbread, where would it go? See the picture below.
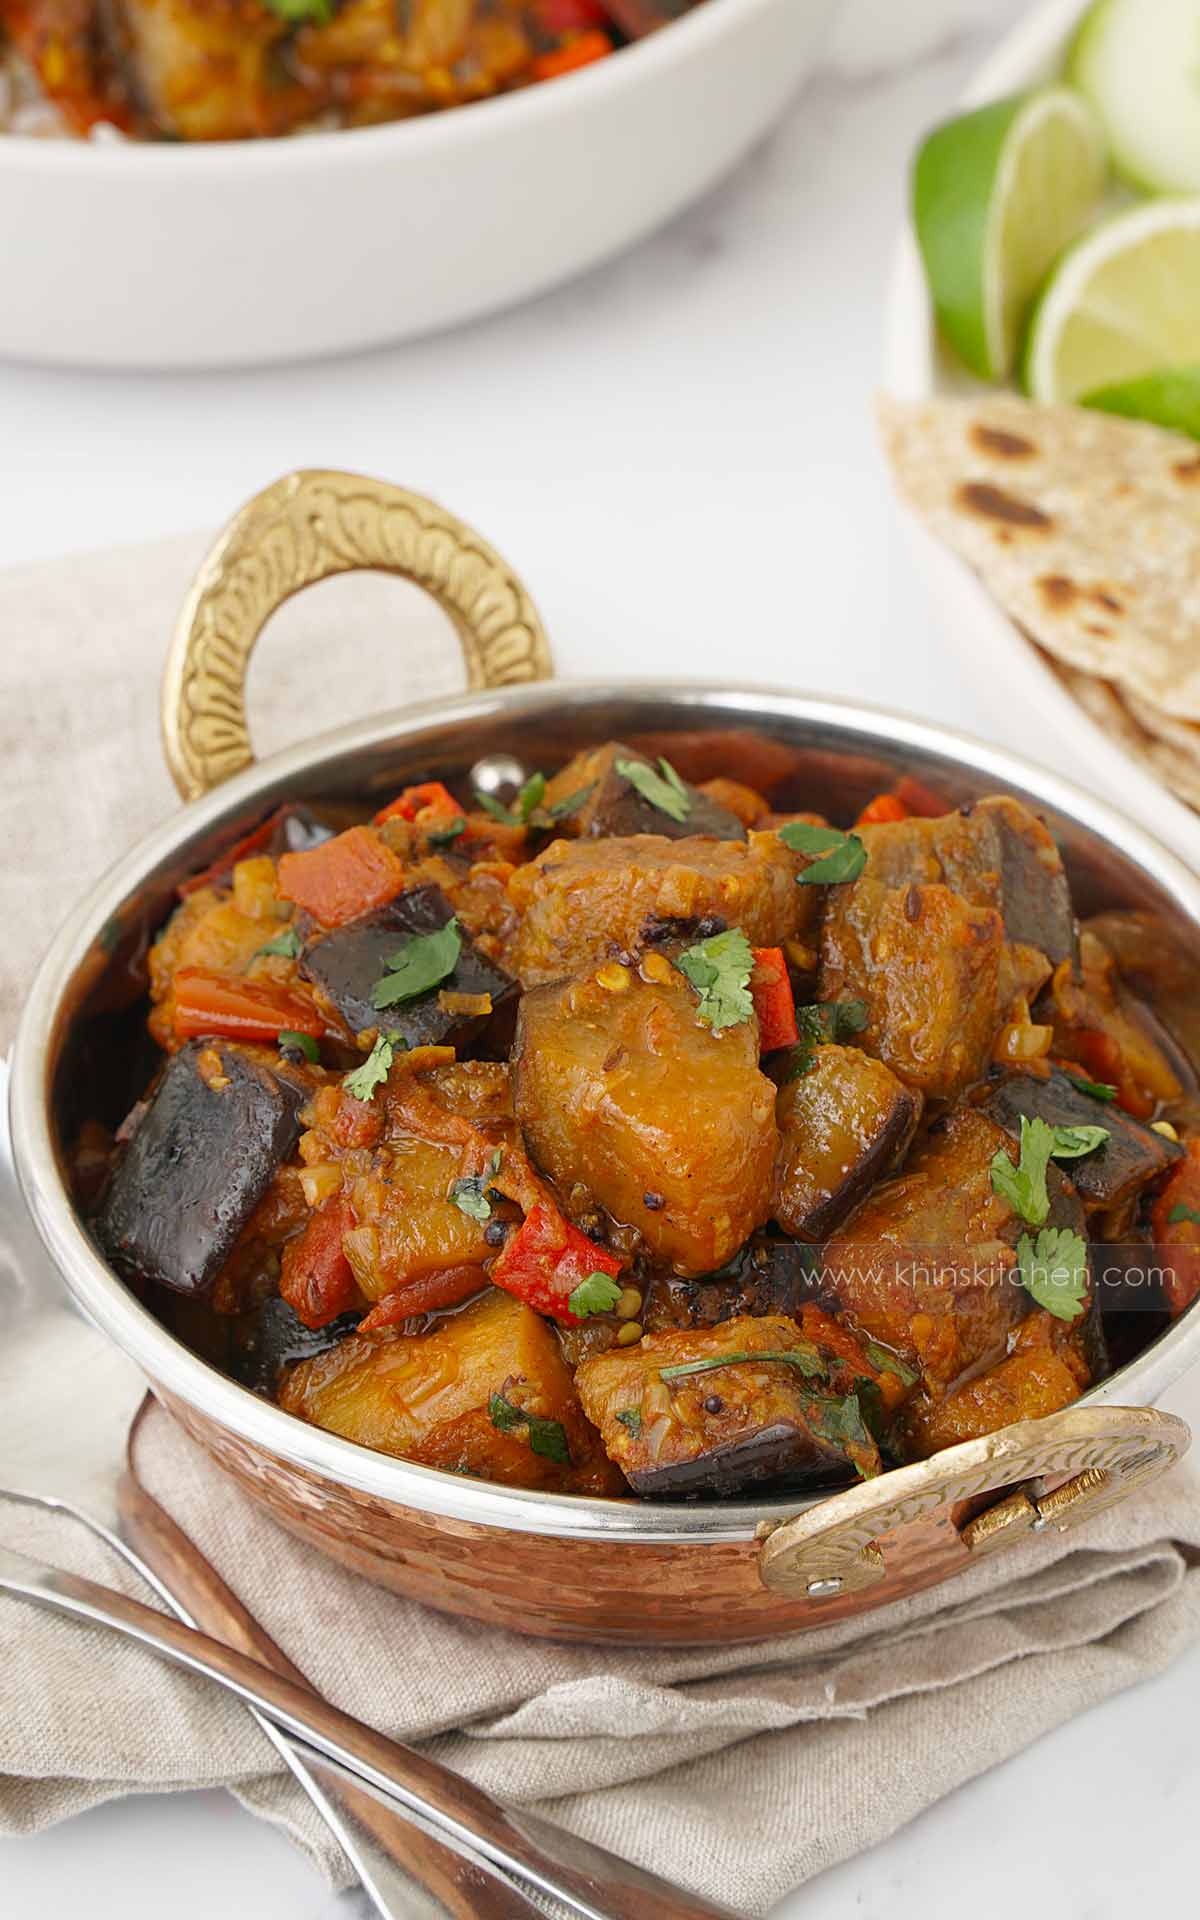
[880,392,1200,810]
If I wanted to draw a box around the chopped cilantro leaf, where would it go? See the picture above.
[567,1273,623,1318]
[547,782,596,820]
[1047,1123,1110,1160]
[449,1149,503,1222]
[371,918,461,1010]
[862,1341,918,1388]
[343,1030,406,1102]
[1168,1202,1200,1228]
[278,1030,318,1063]
[516,772,546,821]
[264,0,334,22]
[255,926,302,961]
[806,1392,879,1476]
[990,1116,1110,1226]
[658,1345,825,1382]
[1017,1227,1089,1321]
[615,1408,642,1436]
[615,756,691,824]
[487,1393,570,1465]
[677,927,755,1032]
[474,788,520,826]
[777,820,867,886]
[786,1000,869,1077]
[1066,1074,1118,1103]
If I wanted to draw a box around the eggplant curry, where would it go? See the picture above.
[0,0,700,141]
[79,744,1200,1502]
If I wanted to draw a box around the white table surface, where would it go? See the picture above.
[6,0,1200,1913]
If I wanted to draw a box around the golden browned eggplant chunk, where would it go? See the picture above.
[898,1308,1092,1457]
[856,795,1076,966]
[820,879,1005,1099]
[509,830,812,987]
[512,963,778,1275]
[771,1043,922,1240]
[280,1287,619,1494]
[822,1108,1086,1395]
[542,741,746,841]
[294,1059,517,1306]
[574,1315,881,1497]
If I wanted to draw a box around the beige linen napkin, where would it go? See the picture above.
[3,532,1200,1912]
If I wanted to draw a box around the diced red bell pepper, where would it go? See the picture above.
[172,967,325,1044]
[1150,1139,1200,1318]
[373,782,465,828]
[531,28,612,81]
[357,1265,489,1331]
[855,792,910,827]
[280,1199,358,1329]
[750,947,798,1052]
[489,1202,623,1324]
[277,825,406,928]
[179,805,292,898]
[537,0,608,30]
[893,775,949,819]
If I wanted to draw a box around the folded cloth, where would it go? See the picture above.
[2,532,1200,1913]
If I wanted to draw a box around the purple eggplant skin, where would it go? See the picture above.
[299,883,518,1049]
[623,1419,861,1500]
[645,1236,828,1331]
[570,744,745,842]
[97,1042,307,1297]
[983,1067,1181,1212]
[230,1296,362,1397]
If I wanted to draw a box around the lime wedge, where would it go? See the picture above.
[1082,367,1200,440]
[1069,0,1200,193]
[1024,199,1200,403]
[913,87,1107,381]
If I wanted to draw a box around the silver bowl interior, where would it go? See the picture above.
[12,681,1200,1543]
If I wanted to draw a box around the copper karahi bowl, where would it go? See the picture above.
[10,471,1199,1645]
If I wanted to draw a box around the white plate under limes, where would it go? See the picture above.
[883,0,1200,874]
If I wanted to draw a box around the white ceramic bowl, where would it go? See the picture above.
[883,0,1200,874]
[0,0,833,370]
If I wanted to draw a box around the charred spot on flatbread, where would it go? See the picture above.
[970,424,1036,460]
[958,482,1053,531]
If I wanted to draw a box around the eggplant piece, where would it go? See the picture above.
[509,829,812,987]
[574,1314,880,1498]
[513,965,778,1276]
[542,741,745,842]
[820,879,1006,1100]
[230,1296,362,1397]
[983,1067,1181,1212]
[300,883,517,1049]
[280,1287,621,1495]
[1084,909,1200,1073]
[772,1044,922,1240]
[855,795,1076,966]
[645,1235,828,1331]
[97,1041,307,1296]
[821,1108,1089,1393]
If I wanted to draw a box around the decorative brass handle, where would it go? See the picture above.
[161,470,554,802]
[758,1403,1190,1602]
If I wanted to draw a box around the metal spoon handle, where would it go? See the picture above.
[0,1544,735,1920]
[117,1448,539,1920]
